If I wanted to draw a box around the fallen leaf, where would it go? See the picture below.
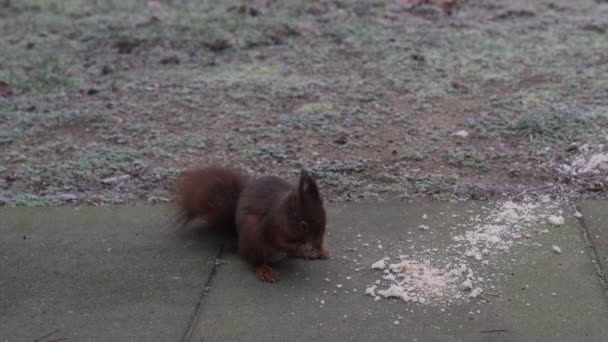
[115,38,142,54]
[431,0,456,9]
[205,38,232,52]
[160,55,180,65]
[397,0,456,10]
[238,4,260,16]
[493,7,536,20]
[334,135,348,145]
[566,142,579,152]
[0,81,15,98]
[87,88,99,96]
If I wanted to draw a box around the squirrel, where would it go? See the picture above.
[174,166,330,282]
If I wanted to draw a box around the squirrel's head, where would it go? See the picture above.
[289,169,326,238]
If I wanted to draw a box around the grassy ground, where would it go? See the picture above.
[0,0,607,206]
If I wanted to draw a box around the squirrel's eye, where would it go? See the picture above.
[298,220,310,233]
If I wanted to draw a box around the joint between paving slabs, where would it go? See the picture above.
[574,204,608,297]
[181,243,225,342]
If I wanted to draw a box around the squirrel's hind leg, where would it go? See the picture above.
[237,214,280,283]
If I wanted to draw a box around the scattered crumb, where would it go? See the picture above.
[469,287,483,298]
[365,285,377,297]
[378,284,406,299]
[372,258,388,270]
[366,200,563,306]
[552,246,562,254]
[336,284,343,289]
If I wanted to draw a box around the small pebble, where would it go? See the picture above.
[452,130,469,138]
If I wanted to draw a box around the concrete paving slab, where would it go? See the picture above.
[578,200,608,275]
[191,201,608,342]
[0,206,220,342]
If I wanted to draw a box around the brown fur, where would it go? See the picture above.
[174,167,248,233]
[175,167,329,282]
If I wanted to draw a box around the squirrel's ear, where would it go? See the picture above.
[299,169,320,200]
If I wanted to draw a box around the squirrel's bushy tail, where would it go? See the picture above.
[174,167,249,234]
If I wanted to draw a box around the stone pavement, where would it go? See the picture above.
[0,206,222,342]
[1,201,607,342]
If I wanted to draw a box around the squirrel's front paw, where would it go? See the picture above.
[317,249,330,259]
[304,248,330,260]
[255,265,280,283]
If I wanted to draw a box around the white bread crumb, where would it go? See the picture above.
[371,258,388,270]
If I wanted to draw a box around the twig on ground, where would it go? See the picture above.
[480,329,509,334]
[33,329,61,342]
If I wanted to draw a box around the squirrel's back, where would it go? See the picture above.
[237,176,293,211]
[174,167,248,232]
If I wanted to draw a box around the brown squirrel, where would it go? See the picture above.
[175,167,329,282]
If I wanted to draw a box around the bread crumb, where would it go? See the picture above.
[469,287,483,298]
[378,284,406,299]
[365,285,377,297]
[552,245,562,254]
[371,258,388,270]
[368,200,562,306]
